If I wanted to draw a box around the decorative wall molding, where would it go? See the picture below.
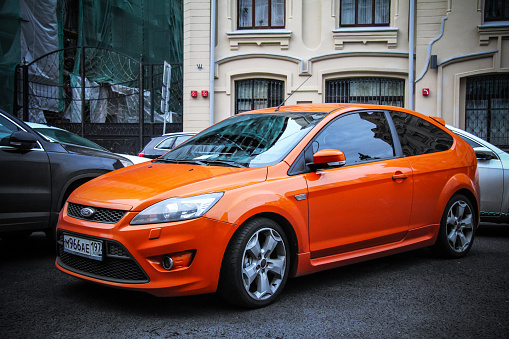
[226,30,292,50]
[332,27,398,50]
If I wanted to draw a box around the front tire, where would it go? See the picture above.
[433,194,476,258]
[218,217,290,308]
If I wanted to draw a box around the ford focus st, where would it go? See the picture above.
[55,104,480,308]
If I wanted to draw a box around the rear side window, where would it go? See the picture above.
[157,137,176,150]
[390,111,453,156]
[312,111,395,166]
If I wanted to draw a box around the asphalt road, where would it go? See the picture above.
[1,224,508,338]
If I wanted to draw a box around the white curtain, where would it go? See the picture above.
[255,0,269,27]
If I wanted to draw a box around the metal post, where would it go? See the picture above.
[80,46,85,136]
[139,55,144,150]
[22,59,29,121]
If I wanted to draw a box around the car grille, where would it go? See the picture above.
[67,203,127,223]
[56,231,149,284]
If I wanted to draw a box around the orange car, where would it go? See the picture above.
[55,104,480,308]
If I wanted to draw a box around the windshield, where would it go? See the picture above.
[33,127,107,151]
[160,112,327,167]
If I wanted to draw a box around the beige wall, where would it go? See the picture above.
[183,0,509,131]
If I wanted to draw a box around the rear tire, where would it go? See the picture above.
[432,194,476,258]
[218,217,290,308]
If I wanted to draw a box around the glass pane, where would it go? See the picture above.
[164,112,326,167]
[271,0,285,26]
[313,112,395,165]
[390,111,454,156]
[340,0,355,25]
[157,137,176,149]
[255,0,269,27]
[358,0,373,25]
[484,0,502,20]
[374,0,390,24]
[0,115,20,146]
[239,0,253,28]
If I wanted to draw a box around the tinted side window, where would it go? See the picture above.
[312,111,395,165]
[0,115,20,146]
[390,111,453,156]
[156,137,176,150]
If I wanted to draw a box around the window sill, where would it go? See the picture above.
[332,27,398,50]
[478,21,509,45]
[226,29,292,50]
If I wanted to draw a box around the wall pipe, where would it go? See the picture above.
[408,0,415,110]
[209,0,216,126]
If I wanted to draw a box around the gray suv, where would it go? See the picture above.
[0,109,132,241]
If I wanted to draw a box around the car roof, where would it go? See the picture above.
[447,124,506,155]
[241,103,418,115]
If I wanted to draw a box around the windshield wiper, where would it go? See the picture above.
[155,158,206,165]
[200,159,247,168]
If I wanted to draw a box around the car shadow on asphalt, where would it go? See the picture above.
[1,225,507,315]
[477,222,509,237]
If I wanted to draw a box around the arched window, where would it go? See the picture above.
[325,77,404,107]
[235,79,285,114]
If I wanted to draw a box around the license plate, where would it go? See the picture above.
[63,234,103,261]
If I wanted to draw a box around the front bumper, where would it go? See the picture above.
[55,205,238,297]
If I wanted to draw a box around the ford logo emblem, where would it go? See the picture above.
[80,207,95,218]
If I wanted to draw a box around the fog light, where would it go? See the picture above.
[162,256,174,270]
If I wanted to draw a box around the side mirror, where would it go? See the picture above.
[309,149,346,169]
[9,130,38,150]
[474,147,497,161]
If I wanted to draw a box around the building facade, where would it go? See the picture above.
[183,0,509,148]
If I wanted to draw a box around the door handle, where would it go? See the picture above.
[392,172,409,180]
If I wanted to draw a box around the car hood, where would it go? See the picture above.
[69,161,269,211]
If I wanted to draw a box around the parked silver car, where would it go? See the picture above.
[448,125,509,223]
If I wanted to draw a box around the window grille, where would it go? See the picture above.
[238,0,285,29]
[340,0,390,27]
[466,75,509,149]
[235,79,285,114]
[325,77,404,107]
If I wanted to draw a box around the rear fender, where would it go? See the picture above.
[434,172,480,223]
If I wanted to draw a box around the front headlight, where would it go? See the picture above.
[130,192,224,225]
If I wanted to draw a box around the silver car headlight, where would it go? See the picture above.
[130,192,224,225]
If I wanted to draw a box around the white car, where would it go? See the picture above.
[448,125,509,223]
[26,122,150,166]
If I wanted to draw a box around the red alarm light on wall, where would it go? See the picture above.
[191,91,198,97]
[422,88,430,96]
[201,90,209,97]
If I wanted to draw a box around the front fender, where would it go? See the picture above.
[206,174,310,253]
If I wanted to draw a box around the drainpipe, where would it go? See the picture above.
[409,0,415,110]
[209,0,216,126]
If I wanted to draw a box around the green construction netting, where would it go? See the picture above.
[0,1,21,113]
[73,0,182,75]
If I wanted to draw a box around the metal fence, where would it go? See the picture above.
[15,46,183,154]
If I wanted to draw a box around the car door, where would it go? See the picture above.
[0,114,51,231]
[305,111,413,258]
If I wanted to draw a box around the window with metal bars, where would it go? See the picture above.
[465,75,509,149]
[484,0,509,21]
[235,79,285,114]
[325,77,404,107]
[340,0,390,27]
[238,0,285,29]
